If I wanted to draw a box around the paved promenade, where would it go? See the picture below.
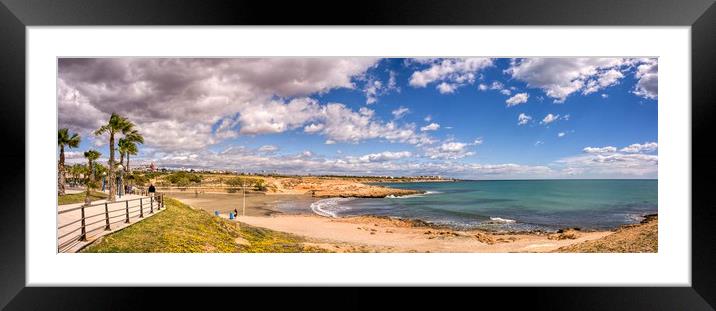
[57,193,164,253]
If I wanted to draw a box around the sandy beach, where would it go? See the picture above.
[233,213,615,252]
[163,178,658,253]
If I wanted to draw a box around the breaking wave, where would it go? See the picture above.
[310,198,354,218]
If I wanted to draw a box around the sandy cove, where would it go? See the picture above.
[235,214,614,253]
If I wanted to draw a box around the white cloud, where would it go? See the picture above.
[363,79,382,104]
[500,89,512,96]
[409,58,493,93]
[304,123,325,133]
[58,58,380,152]
[506,58,628,102]
[583,69,624,95]
[257,145,279,153]
[436,82,458,94]
[363,71,400,104]
[620,142,658,153]
[517,113,532,125]
[601,93,609,98]
[541,113,560,125]
[314,103,434,145]
[420,123,440,131]
[633,58,658,99]
[478,83,488,91]
[238,98,322,135]
[347,151,413,163]
[391,106,410,119]
[583,146,617,154]
[556,153,657,177]
[424,115,432,122]
[505,93,529,107]
[558,132,566,137]
[425,142,474,160]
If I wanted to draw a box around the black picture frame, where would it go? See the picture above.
[1,0,714,309]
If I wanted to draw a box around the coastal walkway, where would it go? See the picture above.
[57,193,165,253]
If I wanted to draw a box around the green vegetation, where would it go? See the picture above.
[166,171,202,185]
[94,112,137,201]
[58,191,107,205]
[225,176,268,191]
[83,197,326,253]
[118,129,144,172]
[58,128,81,195]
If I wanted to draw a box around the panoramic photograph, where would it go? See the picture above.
[56,57,658,253]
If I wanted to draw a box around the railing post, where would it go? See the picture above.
[80,204,87,241]
[139,198,144,218]
[125,200,130,223]
[150,196,154,214]
[161,194,165,209]
[104,202,111,230]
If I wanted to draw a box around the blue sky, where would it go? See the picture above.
[58,58,658,179]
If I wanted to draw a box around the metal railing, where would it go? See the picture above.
[57,193,165,252]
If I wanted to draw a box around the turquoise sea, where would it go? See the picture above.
[308,180,657,232]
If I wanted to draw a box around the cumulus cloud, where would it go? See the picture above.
[423,139,483,160]
[517,113,532,125]
[58,58,379,151]
[506,93,529,107]
[436,82,458,94]
[541,113,560,125]
[347,151,413,163]
[633,58,658,99]
[583,146,618,154]
[420,123,440,131]
[237,98,322,135]
[363,71,399,104]
[257,145,279,153]
[620,142,657,153]
[392,106,410,119]
[425,142,473,160]
[556,153,657,177]
[409,58,493,93]
[558,132,566,137]
[506,58,629,102]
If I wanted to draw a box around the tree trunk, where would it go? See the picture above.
[126,153,130,172]
[85,159,92,205]
[58,145,66,195]
[108,133,116,202]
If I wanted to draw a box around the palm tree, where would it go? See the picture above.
[58,128,81,195]
[83,149,101,205]
[94,113,133,202]
[121,130,143,172]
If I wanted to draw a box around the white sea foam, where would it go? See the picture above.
[489,217,517,223]
[310,198,354,218]
[386,191,442,199]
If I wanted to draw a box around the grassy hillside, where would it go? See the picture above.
[82,197,327,253]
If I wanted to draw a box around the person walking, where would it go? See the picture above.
[148,183,156,197]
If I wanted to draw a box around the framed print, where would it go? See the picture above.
[1,0,715,309]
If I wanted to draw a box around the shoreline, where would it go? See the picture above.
[232,213,625,253]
